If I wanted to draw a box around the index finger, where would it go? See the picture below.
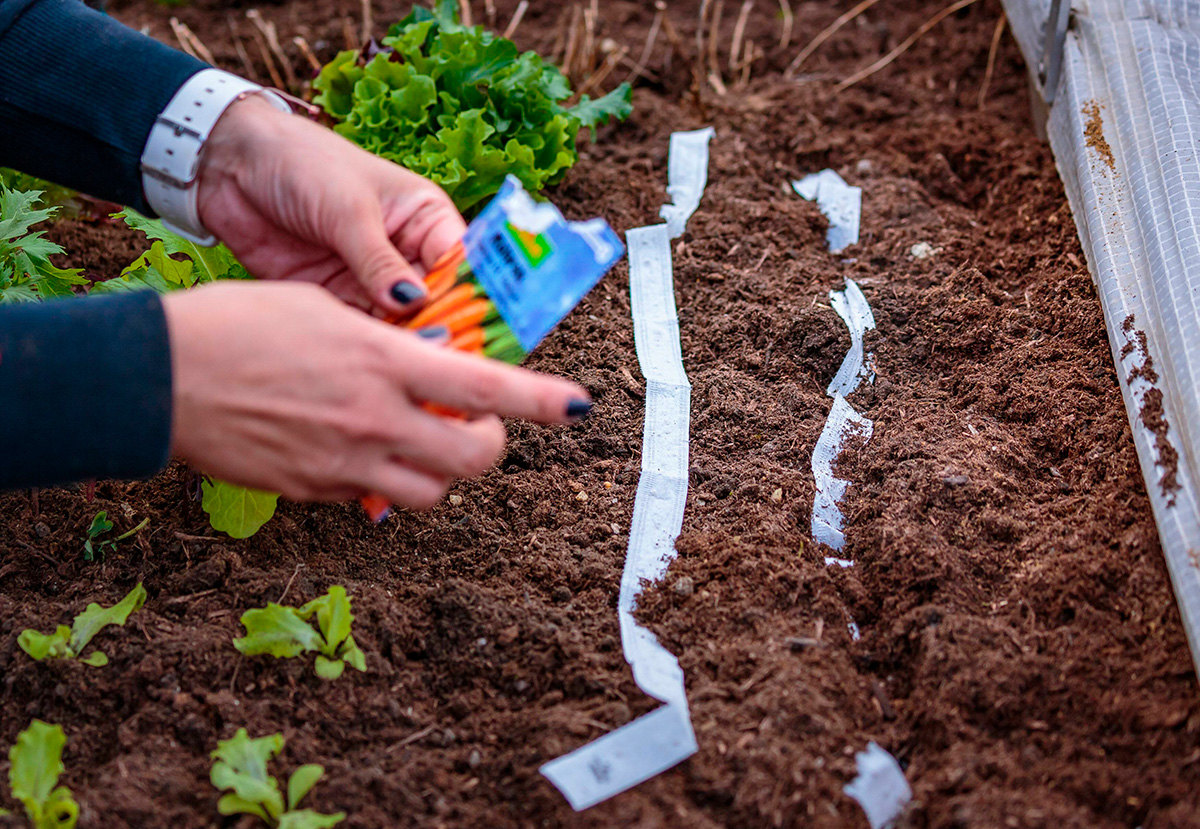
[401,339,592,425]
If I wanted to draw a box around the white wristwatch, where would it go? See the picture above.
[140,68,291,245]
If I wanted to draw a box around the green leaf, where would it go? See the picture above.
[216,792,272,822]
[9,721,77,829]
[298,585,352,656]
[115,211,249,285]
[41,787,79,829]
[86,512,113,539]
[316,5,632,213]
[286,765,325,811]
[234,604,324,659]
[210,729,285,822]
[313,656,346,681]
[201,479,279,539]
[569,82,635,133]
[17,626,72,662]
[67,583,147,656]
[339,634,367,673]
[278,809,346,829]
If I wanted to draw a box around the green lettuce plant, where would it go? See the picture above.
[0,184,86,304]
[233,586,366,680]
[314,0,632,212]
[17,583,147,667]
[210,729,344,828]
[0,721,79,828]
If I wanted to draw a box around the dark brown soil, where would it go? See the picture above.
[4,1,1198,827]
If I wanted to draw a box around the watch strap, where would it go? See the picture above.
[140,68,290,245]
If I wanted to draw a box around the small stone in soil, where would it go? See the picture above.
[787,637,820,652]
[673,576,695,596]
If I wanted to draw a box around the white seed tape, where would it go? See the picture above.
[843,743,912,829]
[828,278,877,397]
[793,169,862,253]
[542,129,715,808]
[811,279,876,555]
[659,127,716,238]
[999,0,1200,679]
[811,394,873,553]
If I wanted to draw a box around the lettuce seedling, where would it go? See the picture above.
[313,0,632,213]
[233,586,367,680]
[0,720,79,828]
[210,729,344,828]
[18,583,147,667]
[0,184,86,304]
[82,510,149,562]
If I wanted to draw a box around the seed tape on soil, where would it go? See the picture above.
[1002,0,1200,678]
[540,128,713,809]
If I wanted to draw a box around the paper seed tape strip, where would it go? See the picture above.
[1002,0,1200,678]
[540,128,714,809]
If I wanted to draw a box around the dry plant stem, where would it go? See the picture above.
[625,5,664,84]
[708,0,725,89]
[778,0,794,49]
[547,4,571,64]
[169,17,199,60]
[561,4,584,82]
[659,3,687,74]
[458,0,473,28]
[247,22,286,90]
[835,0,982,92]
[226,16,259,80]
[247,9,298,92]
[583,0,599,77]
[787,0,884,75]
[484,0,496,28]
[293,36,324,74]
[362,0,374,44]
[729,0,753,76]
[170,18,217,65]
[503,0,529,40]
[577,44,628,98]
[978,14,1007,108]
[342,15,360,50]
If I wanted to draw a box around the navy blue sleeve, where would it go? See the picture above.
[0,292,173,488]
[0,0,207,212]
[0,0,202,488]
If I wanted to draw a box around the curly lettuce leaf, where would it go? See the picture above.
[313,2,631,213]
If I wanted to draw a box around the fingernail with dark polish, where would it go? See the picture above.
[417,325,449,340]
[566,399,593,421]
[390,281,425,306]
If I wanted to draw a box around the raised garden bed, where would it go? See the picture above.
[1,0,1198,826]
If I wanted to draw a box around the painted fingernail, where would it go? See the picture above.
[566,399,593,421]
[390,281,425,306]
[417,325,449,340]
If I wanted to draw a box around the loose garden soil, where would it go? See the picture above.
[3,0,1199,827]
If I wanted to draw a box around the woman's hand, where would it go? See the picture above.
[195,94,463,316]
[162,281,591,509]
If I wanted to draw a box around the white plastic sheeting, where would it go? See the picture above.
[1001,0,1200,677]
[843,743,913,829]
[540,128,713,808]
[811,279,877,555]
